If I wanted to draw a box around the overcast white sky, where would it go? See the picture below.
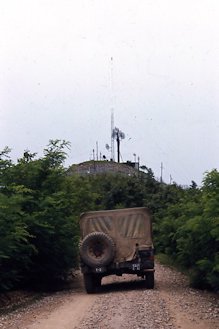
[1,0,219,185]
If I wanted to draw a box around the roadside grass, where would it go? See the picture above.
[156,253,176,267]
[156,253,187,274]
[155,253,213,291]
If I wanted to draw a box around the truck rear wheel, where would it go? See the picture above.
[83,274,101,294]
[145,272,154,289]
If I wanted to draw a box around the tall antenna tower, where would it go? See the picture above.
[110,57,115,161]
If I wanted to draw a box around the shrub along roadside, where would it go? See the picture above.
[0,141,92,291]
[154,172,219,291]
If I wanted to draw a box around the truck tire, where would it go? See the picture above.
[145,272,154,289]
[80,232,115,267]
[83,274,96,294]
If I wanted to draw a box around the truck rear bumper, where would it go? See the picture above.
[81,259,154,276]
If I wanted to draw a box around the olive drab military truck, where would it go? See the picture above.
[79,207,155,293]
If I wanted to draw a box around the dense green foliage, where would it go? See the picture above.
[154,174,219,290]
[0,141,97,291]
[0,142,218,291]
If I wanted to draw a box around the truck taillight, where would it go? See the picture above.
[139,249,154,260]
[148,254,154,261]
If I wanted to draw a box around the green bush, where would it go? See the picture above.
[154,171,219,291]
[0,141,81,291]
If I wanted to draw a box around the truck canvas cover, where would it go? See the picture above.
[80,207,153,262]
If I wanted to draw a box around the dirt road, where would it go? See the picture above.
[0,263,218,329]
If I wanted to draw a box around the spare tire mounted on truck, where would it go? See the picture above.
[80,232,115,267]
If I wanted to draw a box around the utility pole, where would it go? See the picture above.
[170,174,172,184]
[96,141,98,161]
[160,162,164,183]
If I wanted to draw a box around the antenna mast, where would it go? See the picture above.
[110,57,115,161]
[112,127,125,163]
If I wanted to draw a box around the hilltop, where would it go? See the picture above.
[67,160,139,176]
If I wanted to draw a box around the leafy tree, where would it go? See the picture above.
[154,171,219,290]
[0,140,81,290]
[0,188,35,290]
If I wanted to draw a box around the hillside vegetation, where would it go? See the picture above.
[0,140,218,292]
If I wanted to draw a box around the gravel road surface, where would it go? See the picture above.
[0,263,218,329]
